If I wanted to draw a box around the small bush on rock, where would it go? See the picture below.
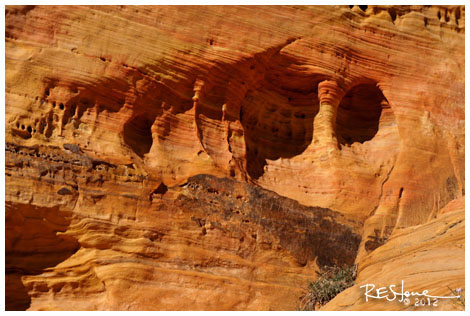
[299,264,357,311]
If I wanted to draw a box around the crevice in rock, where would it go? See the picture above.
[388,7,397,22]
[123,114,155,158]
[398,187,404,199]
[368,165,395,217]
[149,182,168,201]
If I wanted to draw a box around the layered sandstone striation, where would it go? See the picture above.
[6,143,361,310]
[323,197,465,311]
[5,5,465,310]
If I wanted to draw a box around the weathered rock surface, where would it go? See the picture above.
[6,143,361,310]
[5,5,465,310]
[323,197,465,311]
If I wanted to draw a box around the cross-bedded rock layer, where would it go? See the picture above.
[6,143,361,310]
[5,5,465,310]
[323,197,465,311]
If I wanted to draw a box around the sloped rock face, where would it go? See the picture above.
[6,143,361,310]
[323,197,465,311]
[5,5,464,310]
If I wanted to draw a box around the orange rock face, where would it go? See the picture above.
[323,197,465,311]
[5,144,361,310]
[5,5,464,310]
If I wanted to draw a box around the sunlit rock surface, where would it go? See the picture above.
[5,5,464,310]
[323,197,464,311]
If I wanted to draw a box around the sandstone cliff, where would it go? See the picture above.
[5,5,465,310]
[323,197,464,311]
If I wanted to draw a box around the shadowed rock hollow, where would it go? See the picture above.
[5,5,465,311]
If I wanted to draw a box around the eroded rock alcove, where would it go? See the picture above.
[240,55,323,179]
[5,5,464,311]
[336,82,393,146]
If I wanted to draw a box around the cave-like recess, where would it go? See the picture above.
[336,83,391,146]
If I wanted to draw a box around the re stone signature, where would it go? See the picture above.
[360,280,461,306]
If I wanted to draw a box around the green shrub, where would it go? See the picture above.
[299,264,357,311]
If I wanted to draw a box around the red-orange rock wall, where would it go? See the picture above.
[5,5,465,310]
